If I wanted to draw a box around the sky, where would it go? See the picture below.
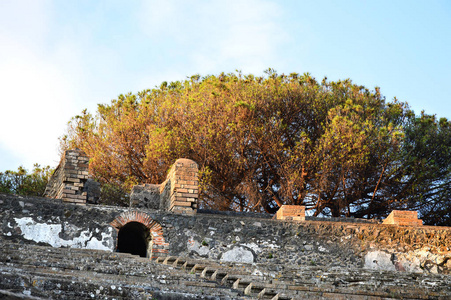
[0,0,450,171]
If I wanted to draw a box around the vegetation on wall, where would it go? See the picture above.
[59,70,451,225]
[0,164,52,197]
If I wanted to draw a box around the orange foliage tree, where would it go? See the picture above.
[61,70,449,222]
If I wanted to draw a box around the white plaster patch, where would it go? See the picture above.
[397,248,446,274]
[318,246,329,253]
[364,251,396,271]
[13,217,114,251]
[253,222,262,227]
[304,245,314,251]
[242,243,261,253]
[252,269,263,276]
[85,228,115,250]
[221,247,254,264]
[364,248,449,274]
[187,239,209,256]
[396,256,422,273]
[261,241,280,249]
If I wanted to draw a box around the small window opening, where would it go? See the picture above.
[117,222,151,257]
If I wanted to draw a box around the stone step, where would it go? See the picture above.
[0,252,166,279]
[1,253,149,273]
[0,262,241,299]
[0,242,254,299]
[152,255,451,300]
[0,243,147,262]
[0,269,130,299]
[1,239,450,299]
[153,256,300,299]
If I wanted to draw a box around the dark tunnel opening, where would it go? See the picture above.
[117,222,151,257]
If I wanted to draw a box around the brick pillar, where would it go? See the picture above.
[274,205,305,221]
[44,149,90,205]
[162,158,198,215]
[383,210,423,226]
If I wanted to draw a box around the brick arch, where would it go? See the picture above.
[110,211,169,259]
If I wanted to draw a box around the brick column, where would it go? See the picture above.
[44,149,90,205]
[383,210,423,226]
[162,158,198,215]
[274,205,305,221]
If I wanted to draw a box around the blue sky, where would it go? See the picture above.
[1,0,450,171]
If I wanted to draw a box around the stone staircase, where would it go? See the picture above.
[0,239,450,299]
[0,239,242,299]
[154,256,293,299]
[154,256,451,300]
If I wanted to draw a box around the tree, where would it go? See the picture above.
[0,164,52,196]
[396,113,451,225]
[60,70,450,225]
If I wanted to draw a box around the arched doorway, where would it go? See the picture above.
[117,221,151,257]
[110,211,169,260]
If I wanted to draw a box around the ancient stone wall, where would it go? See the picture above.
[129,184,160,209]
[1,193,450,276]
[130,158,199,215]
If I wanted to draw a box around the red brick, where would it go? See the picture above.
[171,201,192,207]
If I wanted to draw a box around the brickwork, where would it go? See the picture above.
[160,158,198,215]
[274,205,305,221]
[44,149,90,205]
[46,150,200,214]
[110,211,169,259]
[383,210,423,226]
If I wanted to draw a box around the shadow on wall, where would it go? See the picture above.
[117,222,151,258]
[110,211,169,260]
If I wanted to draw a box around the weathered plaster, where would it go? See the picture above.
[220,246,255,264]
[364,251,396,271]
[13,217,114,251]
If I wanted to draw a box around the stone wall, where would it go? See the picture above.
[1,193,450,276]
[130,158,199,215]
